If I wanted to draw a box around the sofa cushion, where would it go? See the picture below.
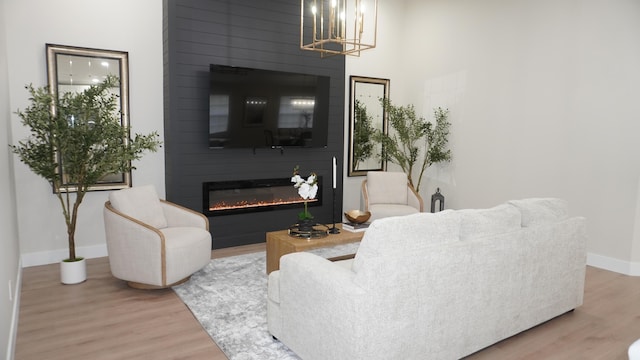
[458,204,522,241]
[353,210,461,272]
[109,185,168,229]
[508,198,569,227]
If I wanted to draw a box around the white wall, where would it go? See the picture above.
[6,0,640,275]
[0,0,22,357]
[345,0,640,274]
[5,0,165,266]
[343,0,409,213]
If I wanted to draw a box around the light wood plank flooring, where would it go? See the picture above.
[15,244,640,359]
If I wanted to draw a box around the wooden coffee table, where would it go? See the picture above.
[266,224,365,274]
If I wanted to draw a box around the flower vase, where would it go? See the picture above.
[298,219,316,232]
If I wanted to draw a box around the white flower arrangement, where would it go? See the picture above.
[291,166,318,220]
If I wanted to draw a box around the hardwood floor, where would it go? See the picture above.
[15,243,263,360]
[15,244,640,359]
[464,267,640,360]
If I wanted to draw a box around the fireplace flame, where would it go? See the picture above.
[209,197,319,212]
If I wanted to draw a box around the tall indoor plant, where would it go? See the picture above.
[352,99,377,169]
[12,76,161,283]
[373,99,452,192]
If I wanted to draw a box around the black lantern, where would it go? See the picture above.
[431,188,445,213]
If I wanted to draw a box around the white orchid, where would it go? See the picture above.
[292,166,318,220]
[291,174,304,188]
[298,182,319,200]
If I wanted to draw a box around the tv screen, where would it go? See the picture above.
[208,64,330,149]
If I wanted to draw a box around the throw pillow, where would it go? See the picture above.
[109,185,168,229]
[508,198,569,227]
[458,204,522,241]
[366,171,409,205]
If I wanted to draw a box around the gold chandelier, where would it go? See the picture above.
[300,0,378,57]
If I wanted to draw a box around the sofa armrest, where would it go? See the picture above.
[276,252,369,359]
[160,200,209,230]
[279,252,363,297]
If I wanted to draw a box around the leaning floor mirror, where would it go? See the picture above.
[348,76,389,176]
[46,44,130,192]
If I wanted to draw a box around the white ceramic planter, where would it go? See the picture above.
[60,258,87,284]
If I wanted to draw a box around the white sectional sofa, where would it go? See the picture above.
[267,198,587,360]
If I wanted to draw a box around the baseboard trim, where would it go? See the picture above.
[21,244,108,268]
[6,259,22,360]
[587,252,640,276]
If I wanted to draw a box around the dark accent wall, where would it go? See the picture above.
[163,0,345,248]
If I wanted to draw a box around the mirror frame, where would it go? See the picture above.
[348,76,389,176]
[46,44,130,192]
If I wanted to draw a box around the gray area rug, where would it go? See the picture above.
[173,242,359,360]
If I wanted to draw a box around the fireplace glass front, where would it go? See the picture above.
[203,177,322,216]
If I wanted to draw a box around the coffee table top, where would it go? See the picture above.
[267,224,364,251]
[266,224,364,273]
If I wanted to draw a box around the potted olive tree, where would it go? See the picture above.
[352,99,377,170]
[373,99,452,192]
[12,76,161,284]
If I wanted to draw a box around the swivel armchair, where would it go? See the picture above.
[104,185,212,289]
[362,171,423,222]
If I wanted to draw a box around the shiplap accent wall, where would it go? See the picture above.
[163,0,345,248]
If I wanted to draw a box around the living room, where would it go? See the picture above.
[2,0,640,358]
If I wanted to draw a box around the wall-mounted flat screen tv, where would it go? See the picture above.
[208,64,330,149]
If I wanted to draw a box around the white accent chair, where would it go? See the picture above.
[104,185,212,289]
[361,171,423,222]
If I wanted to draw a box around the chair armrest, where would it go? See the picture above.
[160,200,209,230]
[407,184,424,211]
[361,179,370,211]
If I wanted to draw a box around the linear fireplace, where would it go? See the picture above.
[203,177,322,216]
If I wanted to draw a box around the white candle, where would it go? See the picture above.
[332,156,337,189]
